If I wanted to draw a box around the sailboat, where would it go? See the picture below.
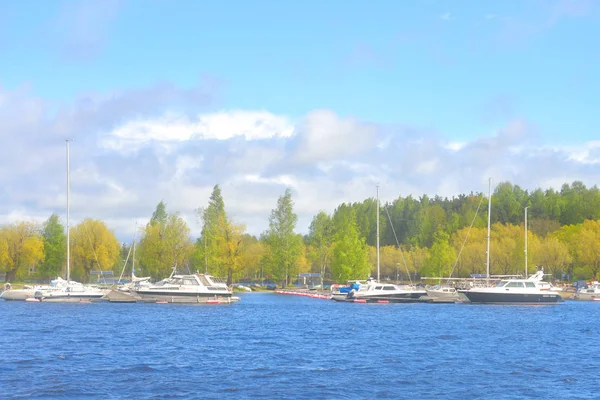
[104,229,152,303]
[331,185,426,303]
[34,140,106,302]
[458,179,562,305]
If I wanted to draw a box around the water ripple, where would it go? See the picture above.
[1,294,600,399]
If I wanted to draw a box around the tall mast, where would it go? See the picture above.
[524,206,529,278]
[376,184,380,281]
[66,139,71,283]
[132,222,137,279]
[486,177,492,285]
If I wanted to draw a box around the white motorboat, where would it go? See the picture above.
[1,282,54,301]
[425,284,461,301]
[331,279,426,303]
[35,280,107,302]
[1,277,84,301]
[115,273,240,304]
[574,282,600,301]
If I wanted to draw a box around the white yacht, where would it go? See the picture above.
[574,282,600,301]
[331,279,426,303]
[1,282,56,301]
[35,279,106,302]
[115,273,240,304]
[0,277,91,301]
[425,284,461,301]
[459,270,562,305]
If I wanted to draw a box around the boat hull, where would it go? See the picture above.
[461,290,562,304]
[425,289,461,301]
[0,289,37,301]
[132,290,239,304]
[37,293,106,302]
[574,292,600,301]
[332,292,426,303]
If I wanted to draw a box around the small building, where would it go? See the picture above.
[90,270,120,285]
[296,273,323,289]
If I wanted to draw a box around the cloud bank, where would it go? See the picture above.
[1,83,598,241]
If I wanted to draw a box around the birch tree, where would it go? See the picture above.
[261,188,303,286]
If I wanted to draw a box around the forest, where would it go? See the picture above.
[1,181,600,286]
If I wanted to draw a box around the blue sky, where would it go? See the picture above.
[1,0,599,239]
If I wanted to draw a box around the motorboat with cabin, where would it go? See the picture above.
[1,282,57,301]
[106,272,240,304]
[458,269,562,304]
[34,278,107,302]
[574,281,600,301]
[425,284,461,301]
[331,278,426,303]
[1,277,103,302]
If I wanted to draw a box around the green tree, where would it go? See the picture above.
[330,209,371,282]
[306,211,333,279]
[196,185,227,273]
[150,200,168,226]
[39,213,66,279]
[138,212,194,279]
[261,188,303,286]
[422,231,456,278]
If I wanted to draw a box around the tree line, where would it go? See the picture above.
[1,180,600,285]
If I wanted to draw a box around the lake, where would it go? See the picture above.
[1,293,598,399]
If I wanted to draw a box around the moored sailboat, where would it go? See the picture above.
[331,186,426,303]
[35,140,105,303]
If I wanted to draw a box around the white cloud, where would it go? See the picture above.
[565,140,600,164]
[2,83,600,241]
[101,110,295,153]
[293,109,378,163]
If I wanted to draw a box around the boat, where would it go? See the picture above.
[425,284,460,300]
[130,272,240,304]
[106,231,152,302]
[330,186,426,303]
[1,282,55,301]
[459,269,562,304]
[34,140,106,303]
[459,178,561,305]
[573,282,600,301]
[330,280,366,301]
[331,278,426,303]
[35,280,106,303]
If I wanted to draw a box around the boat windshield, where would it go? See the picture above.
[495,280,509,287]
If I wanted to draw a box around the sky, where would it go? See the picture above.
[1,0,599,241]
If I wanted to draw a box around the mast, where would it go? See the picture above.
[524,206,529,278]
[132,223,137,279]
[66,139,71,283]
[376,184,380,281]
[486,177,492,286]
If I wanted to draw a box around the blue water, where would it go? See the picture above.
[1,293,598,399]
